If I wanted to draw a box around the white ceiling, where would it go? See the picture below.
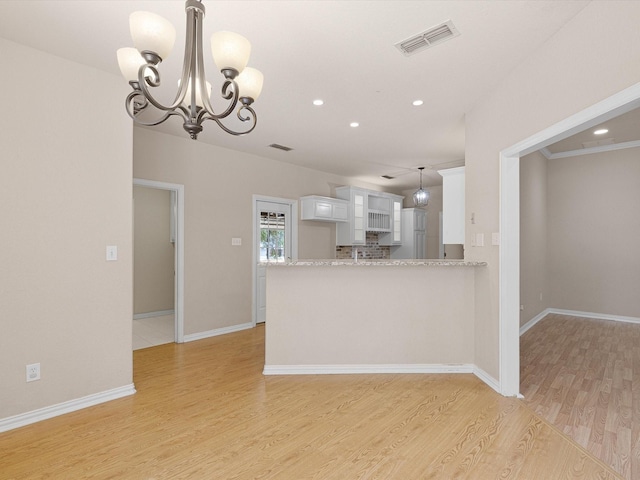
[545,107,640,154]
[0,1,593,190]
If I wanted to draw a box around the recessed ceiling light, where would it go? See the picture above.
[350,122,359,128]
[313,99,324,106]
[412,100,424,106]
[594,128,608,135]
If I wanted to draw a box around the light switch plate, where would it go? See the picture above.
[492,233,500,245]
[476,233,484,247]
[106,245,118,261]
[231,237,242,246]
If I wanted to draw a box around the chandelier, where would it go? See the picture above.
[117,0,263,140]
[413,167,430,207]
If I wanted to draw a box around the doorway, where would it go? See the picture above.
[252,196,298,325]
[133,178,185,345]
[498,83,640,396]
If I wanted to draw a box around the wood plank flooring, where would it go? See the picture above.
[521,313,640,480]
[1,324,620,479]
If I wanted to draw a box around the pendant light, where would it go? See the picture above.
[413,167,430,207]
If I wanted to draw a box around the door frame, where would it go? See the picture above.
[498,82,640,396]
[252,195,298,326]
[133,178,185,343]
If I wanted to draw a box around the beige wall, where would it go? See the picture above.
[520,151,549,326]
[547,147,640,317]
[465,1,640,379]
[0,39,133,419]
[265,265,476,367]
[133,128,384,336]
[133,186,175,314]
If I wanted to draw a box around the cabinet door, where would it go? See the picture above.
[414,231,426,259]
[415,209,426,231]
[392,201,402,244]
[353,192,365,244]
[438,167,465,244]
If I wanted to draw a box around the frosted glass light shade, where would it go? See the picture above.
[117,47,147,82]
[179,79,212,108]
[211,31,251,73]
[130,11,176,61]
[413,188,430,207]
[235,67,264,101]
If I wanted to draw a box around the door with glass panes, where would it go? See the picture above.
[256,200,292,323]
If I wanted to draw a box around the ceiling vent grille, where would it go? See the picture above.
[395,20,460,56]
[269,143,293,152]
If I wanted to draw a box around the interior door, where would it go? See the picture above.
[256,200,293,324]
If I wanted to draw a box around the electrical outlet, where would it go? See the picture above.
[26,363,40,382]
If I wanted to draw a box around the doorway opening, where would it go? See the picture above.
[133,178,185,346]
[498,83,640,396]
[252,195,298,325]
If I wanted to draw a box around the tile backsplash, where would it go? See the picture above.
[335,232,390,260]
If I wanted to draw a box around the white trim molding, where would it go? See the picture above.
[540,139,640,160]
[0,384,136,433]
[499,82,640,398]
[133,309,175,320]
[263,364,475,375]
[133,178,185,343]
[520,308,640,336]
[183,322,254,343]
[473,365,502,395]
[264,363,504,395]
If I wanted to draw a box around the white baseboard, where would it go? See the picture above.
[519,309,551,336]
[547,308,640,324]
[0,384,136,433]
[473,365,502,395]
[263,363,506,395]
[520,308,640,336]
[183,322,254,343]
[133,309,174,320]
[263,363,475,375]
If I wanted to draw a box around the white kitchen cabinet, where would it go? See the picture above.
[336,186,367,245]
[390,208,427,259]
[378,198,403,246]
[300,195,348,222]
[438,166,465,245]
[335,187,404,246]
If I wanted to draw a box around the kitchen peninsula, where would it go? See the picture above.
[262,259,486,377]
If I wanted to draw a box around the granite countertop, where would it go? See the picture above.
[259,259,487,267]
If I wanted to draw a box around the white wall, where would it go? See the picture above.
[0,38,133,421]
[133,127,385,336]
[465,1,640,380]
[133,186,175,315]
[547,147,640,317]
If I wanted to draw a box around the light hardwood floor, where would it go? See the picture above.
[1,324,621,479]
[521,313,640,480]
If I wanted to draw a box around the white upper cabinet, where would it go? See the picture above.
[335,186,404,246]
[438,166,465,245]
[300,196,348,222]
[335,187,368,245]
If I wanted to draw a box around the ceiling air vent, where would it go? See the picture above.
[269,143,293,152]
[395,20,460,56]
